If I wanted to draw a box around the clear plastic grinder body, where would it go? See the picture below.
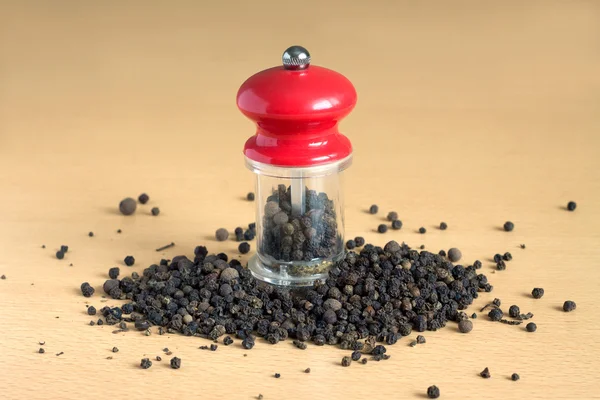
[237,46,357,286]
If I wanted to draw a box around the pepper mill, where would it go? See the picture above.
[237,45,357,286]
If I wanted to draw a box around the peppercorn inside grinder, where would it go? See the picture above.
[237,46,357,286]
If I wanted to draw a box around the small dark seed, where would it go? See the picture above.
[492,298,501,307]
[369,205,379,214]
[341,356,352,367]
[108,267,120,279]
[503,221,514,232]
[488,308,503,322]
[56,251,64,260]
[156,356,162,361]
[427,385,440,399]
[458,320,473,333]
[503,252,512,261]
[526,322,537,332]
[112,347,119,353]
[531,288,544,299]
[387,211,398,221]
[354,237,365,247]
[567,201,577,211]
[419,227,426,234]
[170,357,181,369]
[563,300,576,312]
[471,313,477,319]
[480,367,491,378]
[238,242,251,254]
[377,224,388,233]
[151,207,160,216]
[88,232,94,237]
[509,305,520,318]
[140,358,152,369]
[304,368,311,373]
[511,373,520,381]
[439,222,448,230]
[124,256,135,266]
[520,244,526,249]
[87,306,97,316]
[391,220,402,230]
[39,348,45,354]
[274,373,281,378]
[345,240,356,250]
[416,335,426,344]
[138,193,149,204]
[247,192,255,201]
[215,228,229,241]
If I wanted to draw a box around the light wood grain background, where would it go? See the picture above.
[1,1,599,399]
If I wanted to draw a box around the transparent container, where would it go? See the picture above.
[246,156,352,286]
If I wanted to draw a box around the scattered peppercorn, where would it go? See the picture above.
[56,251,64,260]
[304,368,311,373]
[39,348,45,354]
[239,242,251,254]
[242,336,255,350]
[391,220,402,230]
[369,204,378,214]
[247,192,255,201]
[503,252,512,261]
[419,227,426,234]
[509,305,520,318]
[108,267,120,279]
[416,335,426,344]
[488,308,503,322]
[151,207,160,216]
[88,306,97,315]
[377,224,388,233]
[387,211,398,221]
[361,358,368,365]
[567,201,577,211]
[88,231,94,237]
[480,367,491,378]
[156,356,162,361]
[112,347,119,353]
[493,254,502,263]
[520,244,526,249]
[458,320,473,333]
[119,198,137,215]
[140,358,152,369]
[526,322,537,332]
[341,356,352,367]
[170,357,181,369]
[1,275,6,280]
[471,313,477,319]
[531,288,544,299]
[117,229,122,233]
[293,340,307,350]
[439,222,447,230]
[215,228,229,242]
[234,227,244,242]
[80,282,95,297]
[42,245,46,248]
[223,336,233,345]
[438,250,446,257]
[345,239,356,250]
[427,385,440,399]
[503,221,514,232]
[124,256,135,266]
[419,245,425,250]
[563,300,576,312]
[448,248,462,262]
[354,237,365,247]
[511,373,520,381]
[274,373,281,378]
[409,340,418,347]
[493,298,501,307]
[138,193,149,204]
[351,351,362,361]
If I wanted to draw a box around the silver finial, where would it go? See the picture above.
[282,46,311,70]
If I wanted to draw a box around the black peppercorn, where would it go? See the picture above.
[427,385,440,399]
[87,306,97,315]
[246,192,255,201]
[223,336,234,345]
[531,288,544,299]
[215,228,229,242]
[563,300,576,312]
[567,201,576,211]
[471,313,477,319]
[387,211,398,221]
[448,248,462,262]
[377,224,388,233]
[419,227,426,234]
[39,348,45,354]
[416,335,426,344]
[151,207,160,216]
[391,220,402,230]
[439,222,447,230]
[341,356,352,367]
[242,336,255,350]
[239,242,251,254]
[346,239,356,250]
[351,351,362,361]
[526,322,537,332]
[304,368,311,373]
[494,254,503,263]
[361,359,367,365]
[458,320,473,333]
[274,373,281,378]
[80,282,95,297]
[503,252,512,261]
[488,308,503,322]
[56,251,64,260]
[503,221,514,232]
[112,347,119,353]
[369,205,379,214]
[124,256,135,266]
[88,232,94,237]
[509,305,520,318]
[108,267,120,279]
[138,193,149,204]
[354,237,365,247]
[170,357,181,369]
[140,358,152,369]
[119,198,137,215]
[511,373,520,381]
[493,298,501,307]
[496,260,506,270]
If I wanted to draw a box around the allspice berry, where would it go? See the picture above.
[458,319,473,333]
[215,228,229,242]
[448,248,462,262]
[119,198,137,216]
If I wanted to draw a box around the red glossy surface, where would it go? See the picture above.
[237,65,356,167]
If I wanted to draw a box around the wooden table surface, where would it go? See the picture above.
[1,1,599,399]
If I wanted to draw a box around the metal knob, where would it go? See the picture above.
[282,46,311,70]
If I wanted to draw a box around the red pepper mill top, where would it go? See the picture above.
[237,46,357,167]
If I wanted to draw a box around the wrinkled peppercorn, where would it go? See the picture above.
[351,351,362,361]
[119,198,137,215]
[439,222,447,230]
[247,192,255,201]
[419,227,426,234]
[503,252,512,261]
[80,282,95,297]
[341,356,352,367]
[274,373,281,378]
[509,305,520,318]
[138,193,149,204]
[170,357,181,369]
[416,335,426,344]
[488,309,503,322]
[567,201,576,211]
[223,336,233,346]
[124,256,135,266]
[346,240,356,250]
[140,358,152,369]
[88,306,97,315]
[427,385,440,399]
[392,220,402,230]
[151,207,160,216]
[503,221,514,232]
[239,242,250,254]
[563,301,576,312]
[531,288,544,299]
[378,224,388,233]
[387,211,398,221]
[526,322,537,332]
[511,373,520,381]
[354,237,365,247]
[369,205,378,214]
[108,267,120,279]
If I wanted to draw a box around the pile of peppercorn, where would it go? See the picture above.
[261,185,341,262]
[86,240,490,350]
